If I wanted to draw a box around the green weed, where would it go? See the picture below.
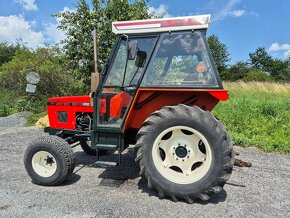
[213,82,290,153]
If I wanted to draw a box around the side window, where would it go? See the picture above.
[106,41,127,86]
[141,31,218,87]
[105,37,157,87]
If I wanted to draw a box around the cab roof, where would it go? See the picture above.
[112,14,211,35]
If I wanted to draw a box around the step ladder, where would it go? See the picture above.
[94,134,122,168]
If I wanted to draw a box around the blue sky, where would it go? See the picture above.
[0,0,289,64]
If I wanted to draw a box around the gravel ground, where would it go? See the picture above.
[0,126,289,218]
[0,112,32,128]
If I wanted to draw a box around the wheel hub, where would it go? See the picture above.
[152,126,212,184]
[31,151,57,177]
[175,146,187,158]
[44,156,55,166]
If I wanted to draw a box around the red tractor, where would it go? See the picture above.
[24,14,234,203]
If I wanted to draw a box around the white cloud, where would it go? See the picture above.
[211,0,257,21]
[212,0,240,21]
[148,4,171,18]
[44,22,66,44]
[269,42,290,57]
[229,10,245,17]
[43,7,75,44]
[15,0,38,11]
[62,6,75,13]
[0,15,44,48]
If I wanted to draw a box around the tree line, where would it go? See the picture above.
[209,35,290,82]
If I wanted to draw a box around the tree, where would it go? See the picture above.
[249,47,272,72]
[0,42,24,66]
[0,46,85,97]
[225,61,250,81]
[55,0,151,81]
[270,58,290,81]
[249,47,290,82]
[207,35,230,73]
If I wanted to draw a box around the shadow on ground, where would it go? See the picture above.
[71,147,230,204]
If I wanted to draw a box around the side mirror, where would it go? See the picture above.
[128,40,137,60]
[135,51,147,68]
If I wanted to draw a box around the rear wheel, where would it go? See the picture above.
[24,136,75,186]
[135,104,234,203]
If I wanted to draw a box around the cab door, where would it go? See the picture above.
[96,36,157,129]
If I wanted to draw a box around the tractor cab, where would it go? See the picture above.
[95,15,226,128]
[25,15,234,203]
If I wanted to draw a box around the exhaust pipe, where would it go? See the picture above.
[91,29,100,105]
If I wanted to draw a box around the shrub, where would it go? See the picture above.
[242,69,271,82]
[0,46,87,99]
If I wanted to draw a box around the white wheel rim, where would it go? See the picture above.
[152,126,212,184]
[31,151,57,177]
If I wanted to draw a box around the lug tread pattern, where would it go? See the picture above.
[135,104,234,203]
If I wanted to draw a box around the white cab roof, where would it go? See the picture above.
[112,14,211,34]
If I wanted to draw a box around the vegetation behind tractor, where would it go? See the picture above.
[24,14,234,203]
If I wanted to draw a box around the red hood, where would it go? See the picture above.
[48,96,90,103]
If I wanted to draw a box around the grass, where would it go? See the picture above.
[0,90,47,119]
[26,111,47,126]
[213,81,290,153]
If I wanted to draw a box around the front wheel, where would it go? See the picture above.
[135,104,234,203]
[24,136,75,186]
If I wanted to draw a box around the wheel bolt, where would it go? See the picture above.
[178,143,181,146]
[172,153,175,155]
[173,147,175,149]
[188,150,190,152]
[184,144,187,147]
[176,158,178,160]
[187,156,190,158]
[182,159,185,162]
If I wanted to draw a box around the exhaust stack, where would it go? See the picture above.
[91,29,99,94]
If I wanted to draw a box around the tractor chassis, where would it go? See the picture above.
[44,127,91,144]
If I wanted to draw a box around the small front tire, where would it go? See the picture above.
[24,136,75,186]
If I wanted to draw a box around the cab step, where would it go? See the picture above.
[94,161,118,168]
[96,144,118,150]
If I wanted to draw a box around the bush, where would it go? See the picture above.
[242,69,271,82]
[0,46,87,98]
[0,45,89,118]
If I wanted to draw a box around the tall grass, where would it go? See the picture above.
[213,81,290,153]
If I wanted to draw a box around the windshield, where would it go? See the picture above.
[105,36,157,87]
[141,31,220,87]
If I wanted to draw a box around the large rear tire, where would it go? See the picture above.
[24,136,75,186]
[135,104,234,203]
